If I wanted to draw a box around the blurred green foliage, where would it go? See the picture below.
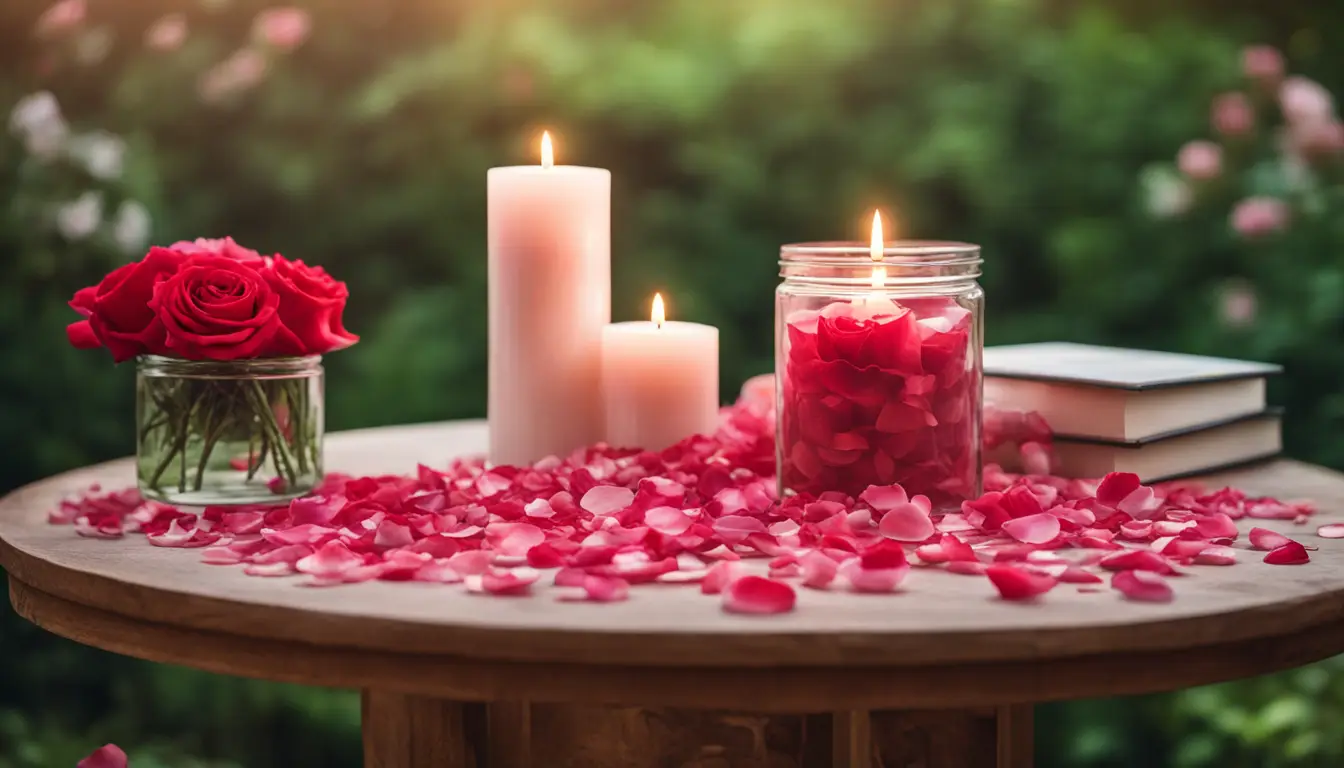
[2,0,1344,765]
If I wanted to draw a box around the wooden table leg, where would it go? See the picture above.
[473,701,1033,767]
[362,690,476,768]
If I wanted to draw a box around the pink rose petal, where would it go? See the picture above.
[1098,549,1179,575]
[878,501,936,542]
[1112,570,1173,602]
[1249,527,1292,551]
[1317,523,1344,539]
[722,576,797,615]
[700,561,742,594]
[479,567,541,595]
[645,506,694,535]
[799,551,839,589]
[859,483,909,511]
[1000,513,1061,545]
[1194,545,1237,566]
[580,485,635,516]
[296,541,364,579]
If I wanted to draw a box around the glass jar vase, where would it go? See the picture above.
[136,356,324,506]
[776,241,983,511]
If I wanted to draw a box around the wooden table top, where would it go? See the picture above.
[4,420,1344,710]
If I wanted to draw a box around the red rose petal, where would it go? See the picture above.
[1096,473,1141,506]
[1112,570,1173,602]
[478,567,541,595]
[841,559,910,593]
[1001,513,1061,545]
[580,575,630,602]
[722,576,797,615]
[945,560,988,575]
[1264,540,1310,565]
[985,564,1057,600]
[1057,566,1103,584]
[1098,549,1179,575]
[77,744,128,768]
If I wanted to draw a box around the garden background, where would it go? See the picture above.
[2,0,1343,765]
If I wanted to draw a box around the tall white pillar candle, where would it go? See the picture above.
[488,133,611,465]
[601,294,720,451]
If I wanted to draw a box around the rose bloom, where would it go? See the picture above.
[1211,92,1254,138]
[150,255,303,360]
[170,236,266,265]
[1242,45,1285,85]
[67,246,187,361]
[265,255,359,354]
[1280,76,1334,126]
[1177,140,1222,181]
[1230,197,1289,239]
[252,7,311,51]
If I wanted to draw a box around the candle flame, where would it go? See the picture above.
[869,210,886,290]
[651,292,665,328]
[540,131,554,168]
[870,210,884,262]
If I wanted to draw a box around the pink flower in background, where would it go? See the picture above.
[1280,76,1334,126]
[1292,119,1344,157]
[1176,140,1222,181]
[145,14,188,52]
[1211,92,1254,137]
[1230,197,1289,239]
[198,49,268,104]
[1219,281,1258,328]
[252,7,311,51]
[34,0,85,38]
[77,744,128,768]
[1242,45,1285,85]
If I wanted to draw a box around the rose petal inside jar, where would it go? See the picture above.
[781,298,977,509]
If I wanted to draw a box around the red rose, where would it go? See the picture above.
[66,247,187,362]
[150,255,303,360]
[263,255,358,355]
[169,236,266,266]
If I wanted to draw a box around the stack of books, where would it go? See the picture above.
[983,342,1282,482]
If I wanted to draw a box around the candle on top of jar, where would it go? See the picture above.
[775,214,983,509]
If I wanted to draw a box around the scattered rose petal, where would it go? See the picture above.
[296,541,364,579]
[1112,570,1173,602]
[985,564,1057,600]
[1000,513,1061,545]
[1317,523,1344,539]
[1264,540,1310,565]
[722,576,796,615]
[479,567,541,595]
[580,486,634,516]
[878,501,935,542]
[701,561,742,594]
[1249,527,1292,551]
[1194,545,1237,566]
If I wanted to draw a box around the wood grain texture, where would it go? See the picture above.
[362,690,472,768]
[4,421,1344,707]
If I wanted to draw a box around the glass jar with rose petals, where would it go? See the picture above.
[136,355,325,506]
[776,240,983,511]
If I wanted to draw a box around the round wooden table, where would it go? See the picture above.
[4,421,1344,768]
